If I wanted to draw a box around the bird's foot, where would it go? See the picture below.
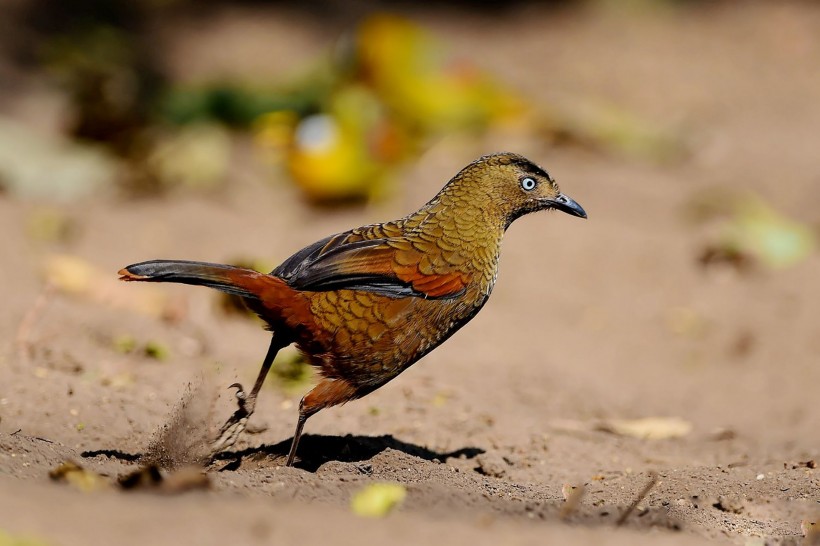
[209,383,256,457]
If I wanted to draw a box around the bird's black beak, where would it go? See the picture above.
[547,193,587,219]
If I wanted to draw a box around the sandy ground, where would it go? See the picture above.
[1,2,818,545]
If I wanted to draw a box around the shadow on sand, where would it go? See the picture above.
[213,433,484,472]
[83,434,484,473]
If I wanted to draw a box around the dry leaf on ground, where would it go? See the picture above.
[596,417,693,440]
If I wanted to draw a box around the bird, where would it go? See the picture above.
[118,152,586,466]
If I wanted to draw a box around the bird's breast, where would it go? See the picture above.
[304,287,486,384]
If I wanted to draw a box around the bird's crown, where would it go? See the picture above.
[440,152,586,227]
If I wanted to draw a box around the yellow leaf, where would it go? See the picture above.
[48,461,109,492]
[144,341,170,361]
[598,417,692,440]
[0,529,51,546]
[351,483,406,517]
[727,196,815,269]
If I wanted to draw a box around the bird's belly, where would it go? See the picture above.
[302,289,478,387]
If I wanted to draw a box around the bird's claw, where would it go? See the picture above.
[209,383,256,458]
[228,382,246,401]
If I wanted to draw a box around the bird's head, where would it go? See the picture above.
[451,152,587,227]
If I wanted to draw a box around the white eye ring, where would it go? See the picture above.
[520,177,537,191]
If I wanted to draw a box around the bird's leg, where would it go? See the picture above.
[285,405,309,467]
[283,377,358,466]
[211,335,285,455]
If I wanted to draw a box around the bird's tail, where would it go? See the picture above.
[118,260,273,300]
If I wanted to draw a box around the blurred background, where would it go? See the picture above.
[2,0,817,274]
[0,0,699,204]
[0,0,819,536]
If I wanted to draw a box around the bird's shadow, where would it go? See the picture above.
[83,434,484,474]
[213,434,484,473]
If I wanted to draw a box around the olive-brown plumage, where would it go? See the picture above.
[119,152,586,465]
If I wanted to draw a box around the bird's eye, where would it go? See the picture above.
[520,177,537,191]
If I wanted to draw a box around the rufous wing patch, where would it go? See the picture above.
[284,238,468,299]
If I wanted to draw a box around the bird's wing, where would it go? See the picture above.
[272,231,469,300]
